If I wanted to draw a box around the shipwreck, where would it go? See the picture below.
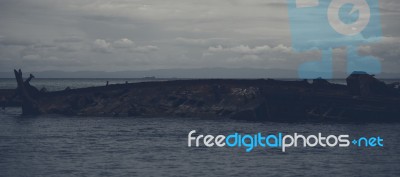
[1,69,400,122]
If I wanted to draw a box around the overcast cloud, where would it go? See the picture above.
[0,0,399,75]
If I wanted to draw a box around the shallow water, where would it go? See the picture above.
[0,108,399,177]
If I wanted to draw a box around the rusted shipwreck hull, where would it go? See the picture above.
[11,69,400,122]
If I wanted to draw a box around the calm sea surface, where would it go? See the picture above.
[0,79,400,176]
[0,78,170,91]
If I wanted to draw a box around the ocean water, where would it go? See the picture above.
[0,78,169,91]
[1,79,400,176]
[0,108,399,177]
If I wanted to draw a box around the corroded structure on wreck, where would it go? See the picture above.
[4,69,400,122]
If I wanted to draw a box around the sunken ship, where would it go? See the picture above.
[1,69,400,122]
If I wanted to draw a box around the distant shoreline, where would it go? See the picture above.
[4,69,399,123]
[1,68,400,79]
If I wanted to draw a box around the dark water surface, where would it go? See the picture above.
[0,108,399,177]
[0,78,169,91]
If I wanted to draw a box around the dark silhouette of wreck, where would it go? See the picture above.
[2,69,400,122]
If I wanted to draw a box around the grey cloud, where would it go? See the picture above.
[208,44,292,55]
[92,39,113,53]
[359,37,400,63]
[92,38,158,54]
[54,36,83,43]
[175,38,210,46]
[0,0,399,74]
[56,45,79,53]
[0,36,36,46]
[134,45,159,53]
[113,38,135,49]
[175,37,233,47]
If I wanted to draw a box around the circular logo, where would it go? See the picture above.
[328,0,371,36]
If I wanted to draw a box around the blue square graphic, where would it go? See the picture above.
[287,0,382,79]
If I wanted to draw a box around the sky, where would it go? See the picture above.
[0,0,399,75]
